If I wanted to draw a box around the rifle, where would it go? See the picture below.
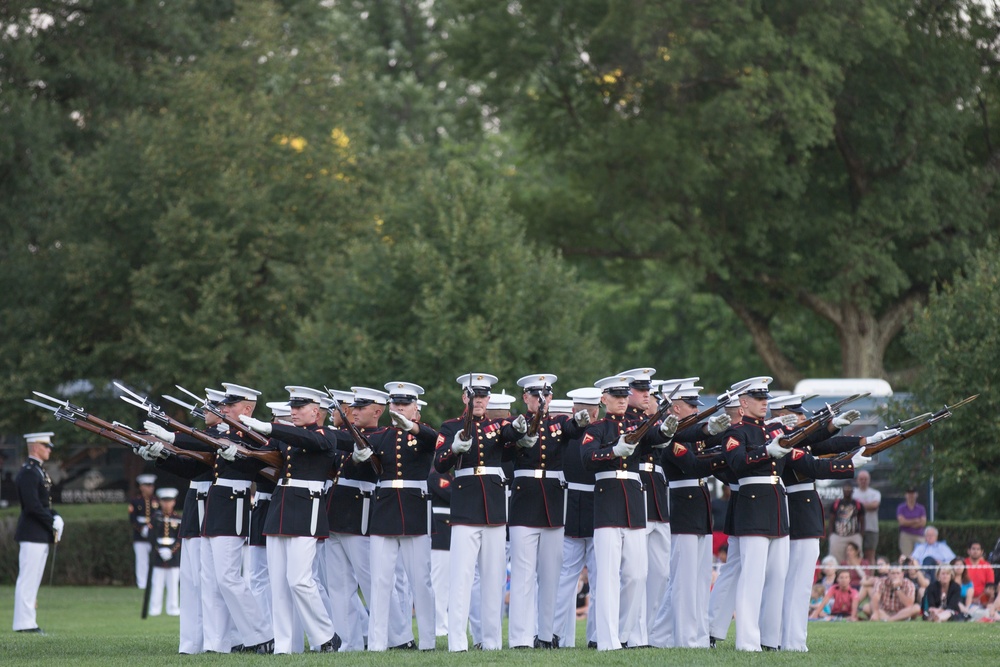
[527,392,548,437]
[26,395,214,467]
[832,395,978,459]
[114,382,281,470]
[323,387,383,475]
[676,380,753,431]
[624,384,681,445]
[775,392,870,449]
[460,386,475,440]
[174,384,270,448]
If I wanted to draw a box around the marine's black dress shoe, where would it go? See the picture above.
[16,628,45,635]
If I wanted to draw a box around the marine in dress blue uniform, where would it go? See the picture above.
[147,487,182,617]
[507,374,589,649]
[129,474,159,590]
[581,375,673,651]
[428,466,453,637]
[13,432,62,633]
[433,372,524,652]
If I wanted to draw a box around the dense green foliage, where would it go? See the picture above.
[2,1,999,515]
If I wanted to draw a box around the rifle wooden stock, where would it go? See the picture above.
[162,415,281,468]
[527,396,548,438]
[625,403,669,445]
[777,418,825,449]
[68,416,215,467]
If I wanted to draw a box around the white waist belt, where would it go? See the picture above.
[454,466,505,478]
[566,482,595,492]
[513,469,565,481]
[638,463,665,477]
[278,479,326,493]
[669,478,706,489]
[190,481,212,493]
[255,492,272,502]
[786,482,815,494]
[380,479,428,491]
[214,478,253,492]
[740,476,784,486]
[324,479,334,492]
[432,506,450,515]
[595,471,641,483]
[729,483,740,491]
[336,478,376,493]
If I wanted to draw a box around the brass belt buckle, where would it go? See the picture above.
[475,466,487,475]
[534,469,544,479]
[616,471,629,480]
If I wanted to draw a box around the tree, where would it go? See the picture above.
[438,0,1000,388]
[900,247,1000,518]
[267,161,607,425]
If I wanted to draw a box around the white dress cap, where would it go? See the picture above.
[24,432,55,445]
[284,386,328,407]
[734,376,773,398]
[547,399,573,415]
[566,387,602,405]
[486,390,517,411]
[516,374,558,391]
[156,487,179,500]
[351,386,390,407]
[266,401,292,417]
[595,375,635,396]
[384,381,425,404]
[205,388,227,405]
[136,474,158,485]
[220,382,262,405]
[456,373,498,396]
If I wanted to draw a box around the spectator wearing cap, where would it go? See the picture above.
[345,382,439,652]
[655,378,731,648]
[507,374,590,649]
[616,367,672,647]
[240,385,343,653]
[13,432,63,634]
[140,387,225,654]
[147,488,182,617]
[129,473,160,590]
[897,487,927,557]
[911,526,957,581]
[554,386,603,649]
[434,373,525,652]
[581,374,675,650]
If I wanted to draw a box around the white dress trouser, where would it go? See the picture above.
[508,525,564,647]
[431,548,450,636]
[448,524,506,651]
[13,542,49,631]
[780,538,819,651]
[707,535,741,641]
[735,535,789,651]
[593,526,647,650]
[642,521,671,646]
[178,537,205,653]
[369,534,436,650]
[555,536,596,647]
[148,566,181,616]
[134,541,152,589]
[247,545,272,629]
[204,536,270,649]
[668,533,713,647]
[325,533,371,652]
[267,536,334,653]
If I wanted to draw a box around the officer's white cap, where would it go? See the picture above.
[548,399,573,415]
[220,382,261,404]
[566,387,602,406]
[516,374,557,391]
[595,375,635,396]
[284,386,328,407]
[327,389,354,405]
[351,386,389,407]
[456,373,498,396]
[266,401,292,417]
[384,381,425,404]
[24,432,55,446]
[156,487,179,500]
[205,388,226,405]
[137,474,157,485]
[486,390,517,410]
[617,368,656,389]
[735,376,773,398]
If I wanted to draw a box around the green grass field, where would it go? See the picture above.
[1,585,997,665]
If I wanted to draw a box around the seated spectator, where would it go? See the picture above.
[859,556,891,617]
[964,541,995,599]
[869,566,921,622]
[978,582,997,609]
[815,555,839,590]
[809,583,830,620]
[911,526,956,580]
[812,570,859,621]
[923,566,964,622]
[842,542,870,590]
[950,558,975,614]
[900,555,930,601]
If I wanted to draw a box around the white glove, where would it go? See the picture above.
[158,547,173,561]
[451,432,473,454]
[219,444,238,461]
[352,445,372,463]
[865,428,900,446]
[143,421,175,444]
[140,524,150,538]
[216,422,230,434]
[239,414,272,435]
[832,409,861,429]
[778,414,798,429]
[138,445,158,461]
[707,413,731,436]
[517,434,539,449]
[574,409,591,427]
[765,436,789,459]
[52,515,65,542]
[659,414,679,439]
[612,434,636,458]
[511,414,528,435]
[851,450,872,469]
[389,410,415,431]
